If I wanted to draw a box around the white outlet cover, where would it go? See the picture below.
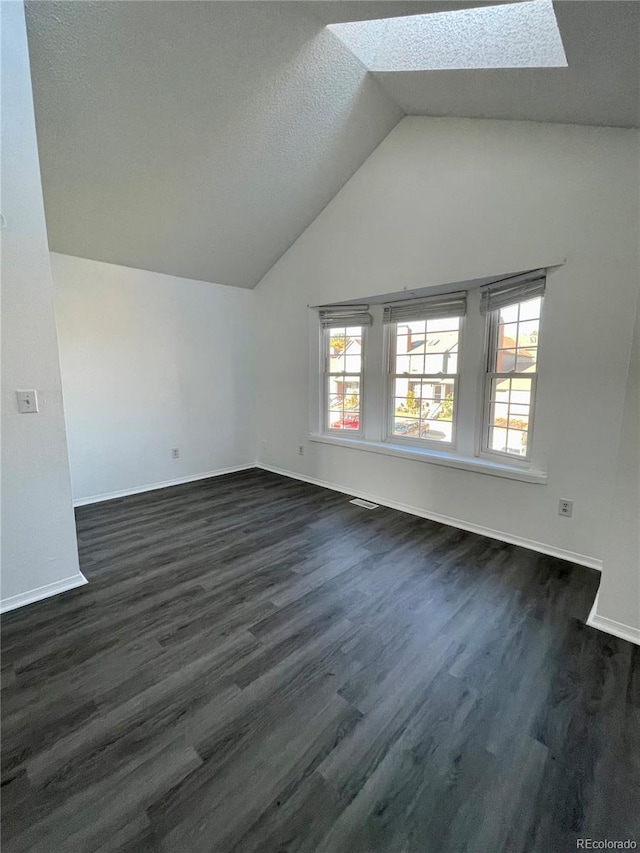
[558,499,574,517]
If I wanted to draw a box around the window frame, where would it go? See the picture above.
[480,296,543,464]
[322,323,366,438]
[384,315,464,451]
[313,279,547,480]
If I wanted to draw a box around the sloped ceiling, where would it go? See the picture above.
[361,2,640,126]
[25,1,639,289]
[24,1,403,288]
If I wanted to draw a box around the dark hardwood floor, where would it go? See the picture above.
[2,469,639,852]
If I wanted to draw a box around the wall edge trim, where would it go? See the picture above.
[257,463,603,571]
[1,573,88,614]
[587,591,640,646]
[73,464,257,507]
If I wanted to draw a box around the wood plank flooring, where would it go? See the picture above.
[2,468,639,852]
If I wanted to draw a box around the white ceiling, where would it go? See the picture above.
[24,1,402,288]
[327,1,568,71]
[368,2,640,126]
[25,1,639,289]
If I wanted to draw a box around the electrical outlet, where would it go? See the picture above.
[298,445,304,456]
[171,448,180,459]
[558,499,573,518]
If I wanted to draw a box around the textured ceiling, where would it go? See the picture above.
[25,1,402,288]
[25,1,639,289]
[327,1,567,71]
[370,2,639,126]
[307,1,520,25]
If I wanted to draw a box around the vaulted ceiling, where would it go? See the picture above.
[364,2,640,125]
[25,1,639,289]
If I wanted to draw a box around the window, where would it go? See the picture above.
[383,291,467,448]
[315,271,546,476]
[319,306,371,436]
[324,325,364,433]
[480,275,545,462]
[388,316,461,445]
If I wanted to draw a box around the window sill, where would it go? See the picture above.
[308,433,548,484]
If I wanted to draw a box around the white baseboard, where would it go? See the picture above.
[0,573,88,614]
[73,464,256,507]
[587,591,640,646]
[257,463,603,572]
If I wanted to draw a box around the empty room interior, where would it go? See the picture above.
[1,0,640,850]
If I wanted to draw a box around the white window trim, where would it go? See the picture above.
[308,432,548,484]
[312,280,548,483]
[479,297,543,464]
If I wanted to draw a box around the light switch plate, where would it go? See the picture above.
[16,390,39,413]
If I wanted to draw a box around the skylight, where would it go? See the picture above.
[326,0,567,72]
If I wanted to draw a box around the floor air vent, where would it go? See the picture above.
[350,498,379,510]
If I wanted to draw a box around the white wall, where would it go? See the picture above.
[589,285,640,641]
[0,2,85,611]
[254,117,640,567]
[51,254,255,503]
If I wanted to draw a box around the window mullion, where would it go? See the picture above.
[359,306,384,441]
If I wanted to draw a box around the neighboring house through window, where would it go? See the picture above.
[384,291,466,446]
[317,271,546,474]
